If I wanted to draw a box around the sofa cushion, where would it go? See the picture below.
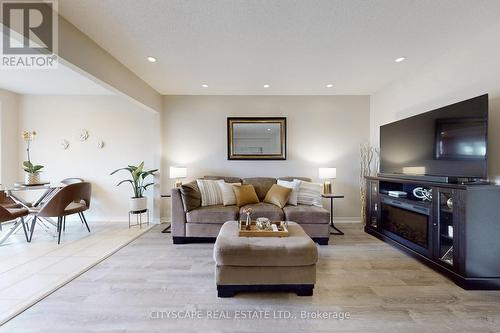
[296,180,323,207]
[232,184,259,207]
[240,202,284,221]
[186,205,239,224]
[264,184,292,208]
[277,179,300,206]
[242,177,277,201]
[283,205,330,224]
[204,175,242,184]
[217,180,240,206]
[180,181,201,212]
[196,179,223,206]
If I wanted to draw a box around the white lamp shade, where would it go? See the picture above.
[319,167,337,179]
[169,166,187,179]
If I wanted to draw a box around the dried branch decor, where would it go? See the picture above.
[359,144,379,224]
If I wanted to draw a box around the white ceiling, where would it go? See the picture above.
[58,0,500,95]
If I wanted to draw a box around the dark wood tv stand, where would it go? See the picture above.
[365,175,500,290]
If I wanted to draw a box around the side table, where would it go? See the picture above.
[322,194,345,235]
[161,194,171,233]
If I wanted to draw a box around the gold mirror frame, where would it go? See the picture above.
[227,117,286,160]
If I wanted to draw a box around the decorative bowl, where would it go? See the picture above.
[256,217,271,230]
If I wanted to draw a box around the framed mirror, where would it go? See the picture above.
[227,117,286,160]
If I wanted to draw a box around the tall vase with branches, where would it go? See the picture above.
[359,144,379,224]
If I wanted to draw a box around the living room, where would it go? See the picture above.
[1,1,500,332]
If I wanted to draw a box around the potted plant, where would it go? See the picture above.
[22,130,44,185]
[110,162,157,212]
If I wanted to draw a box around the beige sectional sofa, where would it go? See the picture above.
[171,176,330,245]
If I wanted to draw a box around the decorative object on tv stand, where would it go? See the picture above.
[22,130,44,185]
[169,166,187,188]
[412,187,432,201]
[319,167,336,194]
[59,139,69,150]
[242,207,253,230]
[110,161,158,212]
[359,144,379,224]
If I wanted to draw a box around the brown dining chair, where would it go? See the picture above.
[0,190,21,209]
[60,178,84,185]
[0,205,30,246]
[29,182,92,244]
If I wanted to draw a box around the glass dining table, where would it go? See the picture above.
[3,182,64,236]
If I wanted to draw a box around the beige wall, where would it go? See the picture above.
[0,89,20,186]
[371,21,500,183]
[18,95,160,222]
[162,95,370,221]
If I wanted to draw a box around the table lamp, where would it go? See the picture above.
[169,166,187,188]
[319,167,336,194]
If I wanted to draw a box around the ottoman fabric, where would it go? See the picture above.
[214,221,318,267]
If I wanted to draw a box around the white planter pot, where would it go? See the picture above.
[130,197,147,212]
[25,172,40,185]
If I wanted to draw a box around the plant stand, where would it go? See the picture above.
[128,209,149,229]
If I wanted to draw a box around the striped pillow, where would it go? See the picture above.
[196,179,223,206]
[295,180,323,207]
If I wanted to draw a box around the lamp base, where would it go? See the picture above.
[323,181,332,195]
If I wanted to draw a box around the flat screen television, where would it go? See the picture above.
[380,94,488,182]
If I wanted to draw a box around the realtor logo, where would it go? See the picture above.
[1,0,58,68]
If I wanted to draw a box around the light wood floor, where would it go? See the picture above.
[1,223,499,333]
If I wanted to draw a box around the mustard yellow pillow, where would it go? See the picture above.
[264,184,292,208]
[232,184,259,207]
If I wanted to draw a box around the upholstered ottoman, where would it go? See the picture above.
[213,221,318,297]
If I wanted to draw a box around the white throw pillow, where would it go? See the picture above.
[295,180,323,207]
[277,179,300,206]
[196,179,223,206]
[217,180,240,206]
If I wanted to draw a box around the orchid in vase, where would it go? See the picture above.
[22,130,44,185]
[242,207,253,230]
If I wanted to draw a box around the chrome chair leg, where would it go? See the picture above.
[29,216,37,242]
[0,219,22,246]
[21,217,29,242]
[79,212,90,233]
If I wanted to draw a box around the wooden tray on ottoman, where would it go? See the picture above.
[238,221,289,237]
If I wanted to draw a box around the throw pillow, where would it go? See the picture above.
[264,184,292,208]
[295,179,323,207]
[179,181,201,212]
[217,180,240,206]
[277,179,300,206]
[232,184,259,207]
[196,179,223,206]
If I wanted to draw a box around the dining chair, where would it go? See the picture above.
[0,190,21,209]
[60,178,84,231]
[60,178,84,185]
[0,205,30,246]
[29,182,92,244]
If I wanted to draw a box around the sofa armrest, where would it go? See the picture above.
[171,188,186,237]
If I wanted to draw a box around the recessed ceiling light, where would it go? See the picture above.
[147,56,157,63]
[395,57,406,63]
[263,84,270,88]
[326,84,333,88]
[202,84,208,88]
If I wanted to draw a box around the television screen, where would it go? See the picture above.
[380,94,488,180]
